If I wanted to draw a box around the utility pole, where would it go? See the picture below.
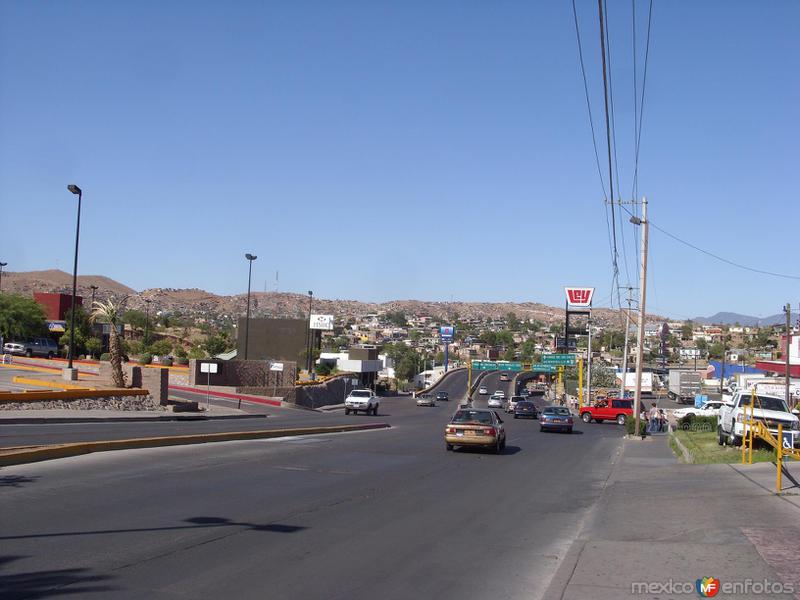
[785,303,792,410]
[586,315,593,405]
[620,287,634,398]
[632,197,648,436]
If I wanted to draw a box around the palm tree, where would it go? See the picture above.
[90,297,127,388]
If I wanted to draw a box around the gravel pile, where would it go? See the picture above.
[0,396,166,411]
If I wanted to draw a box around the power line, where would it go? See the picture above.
[632,0,654,201]
[571,0,608,200]
[617,204,800,280]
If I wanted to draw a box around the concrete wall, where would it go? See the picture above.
[295,375,359,409]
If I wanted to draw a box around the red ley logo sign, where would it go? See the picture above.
[565,287,595,307]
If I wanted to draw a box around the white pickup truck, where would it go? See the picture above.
[344,389,380,416]
[717,390,799,447]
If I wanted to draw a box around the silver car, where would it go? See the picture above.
[488,395,505,409]
[416,394,436,407]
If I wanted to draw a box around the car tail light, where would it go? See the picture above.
[447,427,456,433]
[484,427,496,436]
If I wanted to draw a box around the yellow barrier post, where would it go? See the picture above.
[777,423,783,493]
[467,361,472,397]
[578,358,583,411]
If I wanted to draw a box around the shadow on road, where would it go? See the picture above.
[0,516,307,542]
[0,475,39,488]
[0,555,115,599]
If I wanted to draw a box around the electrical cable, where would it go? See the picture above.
[632,0,654,201]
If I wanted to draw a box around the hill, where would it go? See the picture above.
[693,312,785,327]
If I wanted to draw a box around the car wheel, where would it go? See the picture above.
[616,414,627,426]
[581,412,591,423]
[47,352,54,359]
[514,415,518,419]
[345,408,350,415]
[566,428,573,434]
[732,435,742,447]
[500,438,506,451]
[25,350,32,358]
[373,404,379,416]
[446,443,453,451]
[493,440,502,454]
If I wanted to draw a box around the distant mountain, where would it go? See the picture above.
[694,312,785,326]
[5,268,668,327]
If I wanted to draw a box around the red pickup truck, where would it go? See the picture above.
[580,398,635,425]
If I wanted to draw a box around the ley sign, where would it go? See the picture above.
[565,287,595,307]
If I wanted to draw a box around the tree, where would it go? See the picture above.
[124,309,147,330]
[203,334,229,357]
[502,347,516,361]
[85,337,103,359]
[59,306,94,356]
[385,311,408,327]
[480,331,497,346]
[707,342,725,359]
[496,330,514,347]
[696,338,708,351]
[90,298,127,387]
[520,339,538,361]
[0,294,46,342]
[681,321,694,340]
[549,324,562,334]
[506,312,521,332]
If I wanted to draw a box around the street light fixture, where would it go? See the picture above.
[244,253,257,360]
[0,261,7,293]
[66,184,82,371]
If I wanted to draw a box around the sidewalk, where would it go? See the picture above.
[0,406,265,424]
[545,436,800,599]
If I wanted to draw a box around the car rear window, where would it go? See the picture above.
[516,402,533,408]
[350,390,371,398]
[452,410,492,424]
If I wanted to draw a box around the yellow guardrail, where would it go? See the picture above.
[11,376,96,391]
[741,389,800,493]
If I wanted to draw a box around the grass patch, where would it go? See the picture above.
[672,429,778,464]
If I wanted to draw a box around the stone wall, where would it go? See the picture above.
[188,359,297,394]
[294,376,359,409]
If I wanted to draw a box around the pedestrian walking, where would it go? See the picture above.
[647,402,660,433]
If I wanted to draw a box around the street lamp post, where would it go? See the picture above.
[244,254,257,360]
[306,291,314,373]
[0,261,7,293]
[89,285,98,309]
[66,184,82,372]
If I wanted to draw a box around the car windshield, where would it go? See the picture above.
[350,391,371,398]
[452,410,493,424]
[511,396,522,401]
[516,402,533,408]
[740,395,788,412]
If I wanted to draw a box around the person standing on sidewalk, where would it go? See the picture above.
[647,402,660,433]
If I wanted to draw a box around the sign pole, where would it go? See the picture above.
[206,370,211,410]
[578,357,583,411]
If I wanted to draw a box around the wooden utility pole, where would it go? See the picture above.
[620,287,634,398]
[633,197,649,436]
[785,303,792,410]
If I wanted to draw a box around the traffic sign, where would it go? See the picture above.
[530,364,556,373]
[541,354,576,366]
[471,360,522,372]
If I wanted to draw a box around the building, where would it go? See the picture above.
[755,334,800,377]
[33,292,83,335]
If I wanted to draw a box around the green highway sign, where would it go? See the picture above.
[541,353,576,366]
[530,364,557,373]
[471,361,522,371]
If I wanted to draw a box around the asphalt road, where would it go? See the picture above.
[0,391,627,600]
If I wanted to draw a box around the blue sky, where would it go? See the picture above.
[1,1,797,319]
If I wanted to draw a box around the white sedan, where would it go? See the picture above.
[488,395,505,409]
[494,390,506,399]
[478,386,488,395]
[673,401,725,419]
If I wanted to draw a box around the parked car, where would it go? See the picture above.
[416,394,435,407]
[344,389,380,415]
[580,397,635,425]
[540,406,573,433]
[3,338,59,359]
[505,395,524,413]
[435,391,449,402]
[487,394,505,409]
[672,400,725,420]
[514,401,538,419]
[478,386,488,395]
[718,391,799,447]
[445,408,506,453]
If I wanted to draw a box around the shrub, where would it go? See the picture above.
[160,357,173,367]
[99,353,111,362]
[174,346,188,359]
[188,346,206,359]
[677,414,717,432]
[625,416,648,437]
[176,357,189,365]
[138,353,152,365]
[315,362,333,376]
[150,339,173,356]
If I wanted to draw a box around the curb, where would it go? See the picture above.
[0,422,391,467]
[0,413,267,424]
[170,385,282,407]
[669,428,695,463]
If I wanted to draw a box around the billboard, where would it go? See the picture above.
[439,326,455,343]
[309,314,334,330]
[565,287,595,307]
